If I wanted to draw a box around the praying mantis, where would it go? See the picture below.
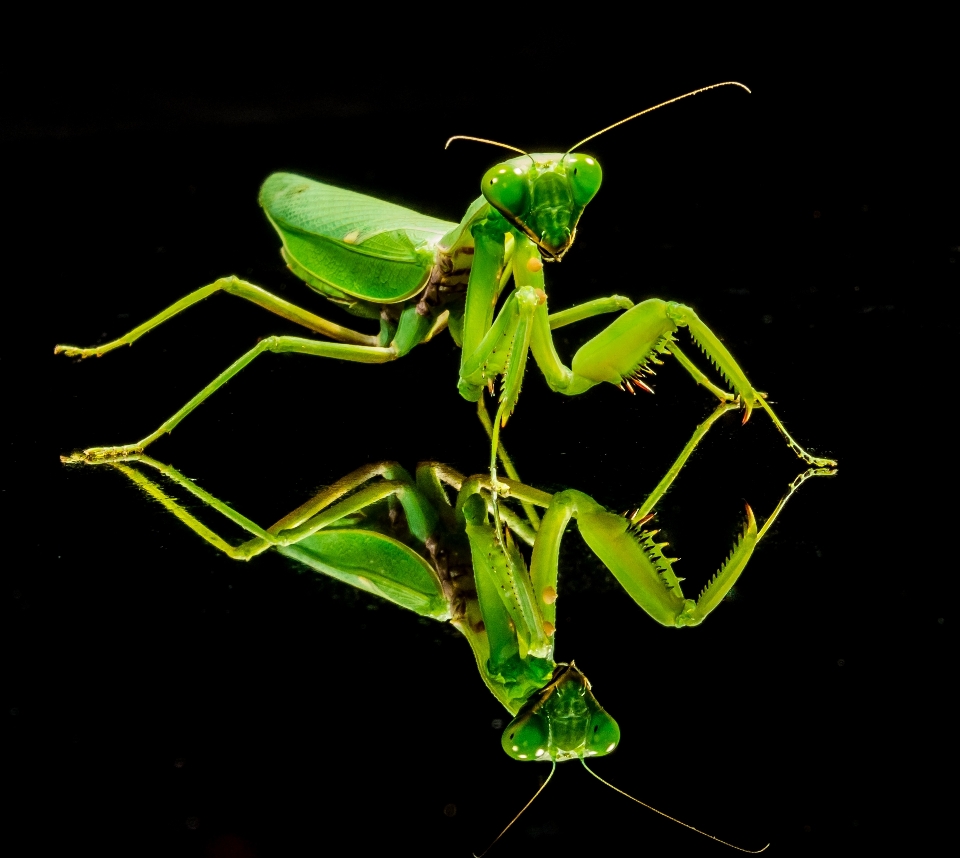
[54,81,839,851]
[61,395,835,853]
[53,82,836,506]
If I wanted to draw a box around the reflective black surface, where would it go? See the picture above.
[8,21,954,857]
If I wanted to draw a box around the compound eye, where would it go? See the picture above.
[584,709,620,757]
[481,163,530,218]
[501,712,550,761]
[564,154,603,207]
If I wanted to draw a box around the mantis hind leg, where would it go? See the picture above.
[83,453,456,619]
[67,335,397,460]
[80,452,549,711]
[82,454,433,555]
[54,276,380,357]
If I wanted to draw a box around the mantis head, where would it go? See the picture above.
[448,81,750,261]
[481,153,602,260]
[501,662,619,762]
[484,661,769,856]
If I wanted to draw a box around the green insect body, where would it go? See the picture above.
[54,84,831,852]
[66,398,833,765]
[54,85,835,485]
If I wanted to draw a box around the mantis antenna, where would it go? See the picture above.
[565,81,752,153]
[472,761,557,858]
[447,82,750,165]
[580,759,770,854]
[444,136,530,156]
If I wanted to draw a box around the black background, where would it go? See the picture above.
[6,12,954,858]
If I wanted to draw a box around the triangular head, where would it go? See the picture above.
[500,663,619,762]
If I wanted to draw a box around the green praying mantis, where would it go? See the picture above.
[62,395,834,854]
[54,82,836,510]
[55,81,839,851]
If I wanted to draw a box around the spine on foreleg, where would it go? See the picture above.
[667,302,760,412]
[687,505,758,625]
[567,491,689,627]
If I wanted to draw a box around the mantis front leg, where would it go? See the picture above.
[458,232,632,533]
[457,230,834,470]
[543,296,836,469]
[527,402,837,629]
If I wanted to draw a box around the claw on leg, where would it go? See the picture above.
[54,344,103,358]
[626,511,655,527]
[631,376,654,395]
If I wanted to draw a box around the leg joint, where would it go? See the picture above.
[664,300,692,327]
[260,335,283,351]
[674,599,700,628]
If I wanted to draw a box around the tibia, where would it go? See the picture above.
[665,302,761,421]
[682,505,758,626]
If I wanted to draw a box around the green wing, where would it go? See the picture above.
[260,173,458,304]
[278,529,451,620]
